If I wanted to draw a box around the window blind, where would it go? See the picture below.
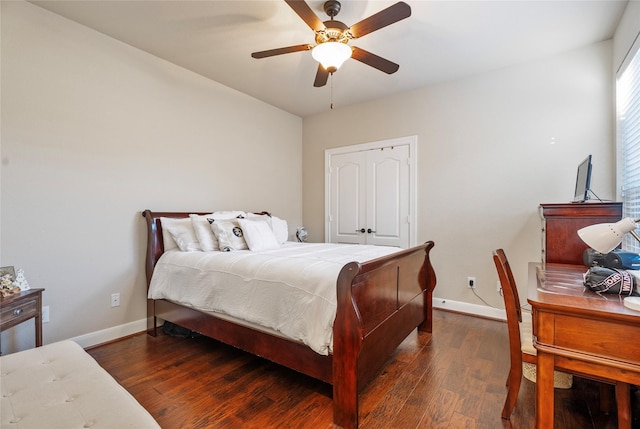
[619,45,640,252]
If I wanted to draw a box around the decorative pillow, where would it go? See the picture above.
[237,218,280,251]
[160,217,201,252]
[271,216,289,244]
[190,214,219,252]
[210,219,248,251]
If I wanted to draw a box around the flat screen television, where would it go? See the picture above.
[573,155,592,202]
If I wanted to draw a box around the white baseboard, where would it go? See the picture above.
[433,296,506,321]
[69,299,503,349]
[71,318,148,349]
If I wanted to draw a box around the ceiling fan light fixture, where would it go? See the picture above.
[252,0,411,87]
[312,42,352,73]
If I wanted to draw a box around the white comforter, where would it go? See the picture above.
[148,242,399,355]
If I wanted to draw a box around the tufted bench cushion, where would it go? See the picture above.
[1,340,160,428]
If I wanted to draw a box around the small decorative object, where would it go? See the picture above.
[0,266,20,296]
[14,269,30,291]
[0,266,15,279]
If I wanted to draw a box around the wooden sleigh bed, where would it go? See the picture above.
[142,210,436,429]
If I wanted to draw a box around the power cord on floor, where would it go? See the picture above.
[471,287,498,308]
[470,287,532,313]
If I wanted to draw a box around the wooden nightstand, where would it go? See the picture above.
[0,288,45,348]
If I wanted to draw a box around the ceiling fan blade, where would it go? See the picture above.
[351,47,399,74]
[349,2,411,39]
[314,65,329,87]
[251,44,312,59]
[285,0,325,32]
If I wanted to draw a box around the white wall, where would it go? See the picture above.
[613,1,640,74]
[303,41,615,313]
[0,1,302,354]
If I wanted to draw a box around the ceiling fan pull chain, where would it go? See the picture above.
[330,73,334,109]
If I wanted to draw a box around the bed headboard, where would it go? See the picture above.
[141,210,208,288]
[141,209,271,288]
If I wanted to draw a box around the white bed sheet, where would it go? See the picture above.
[148,242,399,355]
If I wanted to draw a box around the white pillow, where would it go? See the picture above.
[271,216,289,244]
[237,218,280,251]
[211,210,246,219]
[246,213,270,221]
[190,214,219,252]
[210,219,248,251]
[161,217,201,252]
[246,213,288,244]
[161,226,178,251]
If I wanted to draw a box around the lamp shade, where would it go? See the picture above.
[311,42,352,73]
[577,217,638,254]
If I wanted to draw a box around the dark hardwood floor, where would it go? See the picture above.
[87,310,639,428]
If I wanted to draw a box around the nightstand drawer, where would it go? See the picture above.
[0,288,45,349]
[1,299,38,327]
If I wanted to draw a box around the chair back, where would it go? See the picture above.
[495,249,522,322]
[493,249,525,365]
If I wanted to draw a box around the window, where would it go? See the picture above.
[618,45,640,252]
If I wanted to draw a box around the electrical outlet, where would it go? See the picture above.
[42,306,50,323]
[467,276,476,289]
[111,293,120,307]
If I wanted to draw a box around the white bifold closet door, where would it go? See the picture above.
[329,144,410,248]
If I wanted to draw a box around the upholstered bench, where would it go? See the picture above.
[1,340,160,428]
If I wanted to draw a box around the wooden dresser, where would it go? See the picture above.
[539,202,622,265]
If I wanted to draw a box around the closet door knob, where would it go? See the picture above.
[356,228,366,233]
[367,228,376,234]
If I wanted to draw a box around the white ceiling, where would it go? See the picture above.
[29,0,628,117]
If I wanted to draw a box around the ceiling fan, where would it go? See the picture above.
[251,0,411,87]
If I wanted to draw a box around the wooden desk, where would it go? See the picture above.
[0,288,44,349]
[527,263,640,429]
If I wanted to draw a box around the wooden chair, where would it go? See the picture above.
[493,249,632,426]
[493,249,569,419]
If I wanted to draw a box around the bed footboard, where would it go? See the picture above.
[332,241,436,429]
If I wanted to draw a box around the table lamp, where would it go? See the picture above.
[577,217,640,254]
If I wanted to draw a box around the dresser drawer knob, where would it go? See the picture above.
[12,308,23,316]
